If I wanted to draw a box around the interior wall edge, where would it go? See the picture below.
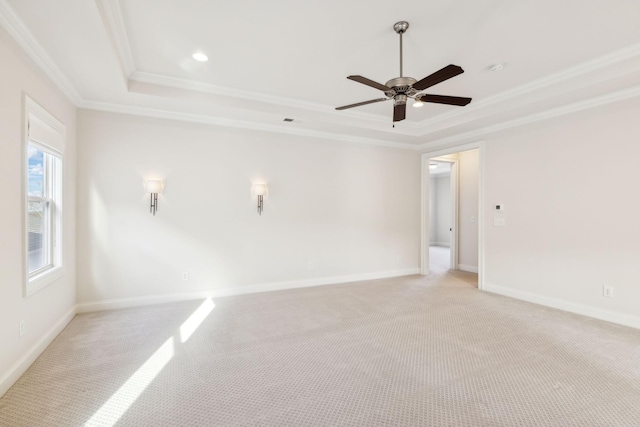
[483,282,640,331]
[76,268,420,313]
[0,305,76,398]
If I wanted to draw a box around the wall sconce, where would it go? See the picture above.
[144,180,163,215]
[252,183,268,215]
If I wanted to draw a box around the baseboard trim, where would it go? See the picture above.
[458,264,478,273]
[483,283,640,330]
[77,268,421,313]
[0,305,76,397]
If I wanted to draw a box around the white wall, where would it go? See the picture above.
[483,97,640,326]
[76,110,421,305]
[458,149,479,272]
[0,29,77,395]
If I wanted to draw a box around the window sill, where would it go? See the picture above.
[26,266,65,297]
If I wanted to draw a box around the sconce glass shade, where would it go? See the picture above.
[252,183,268,196]
[145,180,163,194]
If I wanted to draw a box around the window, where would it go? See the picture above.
[24,97,65,296]
[27,144,59,273]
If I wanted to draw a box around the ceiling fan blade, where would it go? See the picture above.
[413,65,464,91]
[417,94,472,106]
[335,98,389,110]
[347,75,392,92]
[393,103,406,122]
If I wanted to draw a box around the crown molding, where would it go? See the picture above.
[81,83,640,153]
[129,71,424,131]
[88,0,640,142]
[0,0,83,105]
[130,71,338,113]
[415,42,640,133]
[92,0,640,139]
[128,42,640,137]
[95,0,135,77]
[418,84,640,150]
[80,100,419,150]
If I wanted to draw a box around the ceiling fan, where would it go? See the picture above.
[336,21,472,123]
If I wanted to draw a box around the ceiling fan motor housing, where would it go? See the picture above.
[385,77,418,99]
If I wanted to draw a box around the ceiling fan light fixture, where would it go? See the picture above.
[413,100,424,108]
[192,52,208,62]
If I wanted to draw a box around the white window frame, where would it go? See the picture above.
[24,96,65,297]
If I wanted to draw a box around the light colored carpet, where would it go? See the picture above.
[1,271,640,426]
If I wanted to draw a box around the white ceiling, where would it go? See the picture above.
[3,0,640,149]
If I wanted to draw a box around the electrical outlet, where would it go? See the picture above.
[603,286,613,298]
[19,320,25,337]
[308,262,313,270]
[182,272,189,281]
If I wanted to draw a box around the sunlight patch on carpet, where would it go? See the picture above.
[85,337,175,426]
[84,298,216,426]
[180,297,215,343]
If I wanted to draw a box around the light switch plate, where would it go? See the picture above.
[494,217,506,227]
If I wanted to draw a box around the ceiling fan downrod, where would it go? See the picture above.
[393,21,409,78]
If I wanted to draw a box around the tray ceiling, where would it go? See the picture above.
[3,0,640,149]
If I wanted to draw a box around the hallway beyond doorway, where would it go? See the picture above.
[429,245,450,272]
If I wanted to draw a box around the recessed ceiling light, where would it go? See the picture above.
[489,62,505,72]
[192,52,208,62]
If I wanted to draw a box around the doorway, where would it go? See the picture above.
[421,142,483,288]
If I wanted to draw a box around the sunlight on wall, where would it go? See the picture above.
[180,297,215,343]
[84,298,216,426]
[89,182,108,250]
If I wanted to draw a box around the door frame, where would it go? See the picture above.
[420,141,485,290]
